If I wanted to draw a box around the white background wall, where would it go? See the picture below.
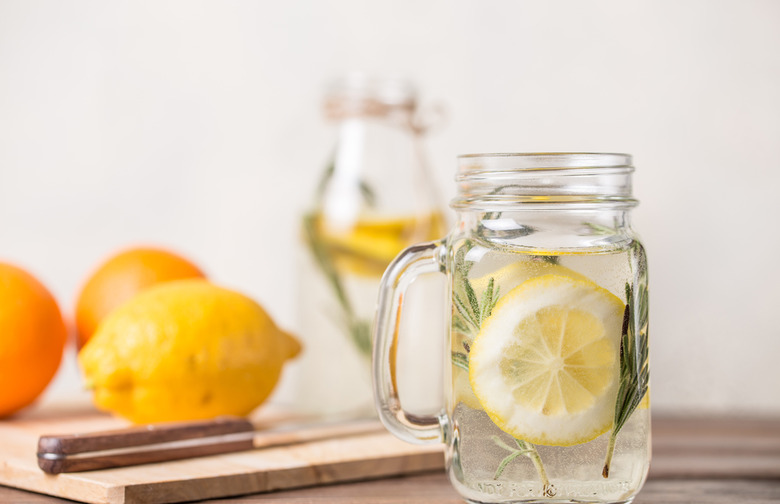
[1,0,778,415]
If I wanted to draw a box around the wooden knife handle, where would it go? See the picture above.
[37,416,255,474]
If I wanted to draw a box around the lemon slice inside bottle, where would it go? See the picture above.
[469,274,625,446]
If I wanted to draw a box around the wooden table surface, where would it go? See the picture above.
[2,416,778,503]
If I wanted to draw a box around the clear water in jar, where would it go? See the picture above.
[446,242,649,503]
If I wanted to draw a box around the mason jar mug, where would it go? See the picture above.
[373,153,649,503]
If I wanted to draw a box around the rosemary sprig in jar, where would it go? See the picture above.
[450,240,552,490]
[493,437,554,496]
[602,243,649,478]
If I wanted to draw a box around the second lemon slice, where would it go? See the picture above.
[469,274,624,446]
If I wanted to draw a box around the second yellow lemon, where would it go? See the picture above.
[79,279,301,423]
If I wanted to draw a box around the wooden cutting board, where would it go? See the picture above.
[0,403,444,504]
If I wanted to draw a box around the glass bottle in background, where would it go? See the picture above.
[290,74,446,418]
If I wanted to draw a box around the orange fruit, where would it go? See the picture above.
[75,247,206,348]
[0,263,67,418]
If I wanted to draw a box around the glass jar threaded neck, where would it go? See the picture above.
[451,153,637,211]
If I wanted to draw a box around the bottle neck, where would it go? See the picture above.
[317,111,437,223]
[323,73,419,127]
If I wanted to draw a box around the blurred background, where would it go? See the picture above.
[1,0,778,416]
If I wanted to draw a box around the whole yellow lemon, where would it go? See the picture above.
[78,279,301,423]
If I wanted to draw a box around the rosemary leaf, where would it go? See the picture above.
[491,435,518,453]
[452,318,472,335]
[479,278,494,323]
[303,213,352,314]
[464,279,481,326]
[451,352,469,371]
[359,180,377,207]
[314,156,335,206]
[454,293,479,331]
[494,451,523,480]
[487,284,499,318]
[350,319,373,358]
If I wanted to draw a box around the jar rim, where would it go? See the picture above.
[457,152,632,170]
[458,152,630,158]
[452,152,637,210]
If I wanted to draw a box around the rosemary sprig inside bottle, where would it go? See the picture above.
[302,213,372,357]
[301,158,376,358]
[602,244,649,478]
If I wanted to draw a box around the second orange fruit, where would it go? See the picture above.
[75,247,206,348]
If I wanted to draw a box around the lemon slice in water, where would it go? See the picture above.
[469,274,624,446]
[452,260,588,411]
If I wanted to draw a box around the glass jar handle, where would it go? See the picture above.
[373,240,446,444]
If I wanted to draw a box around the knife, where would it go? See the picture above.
[37,416,383,474]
